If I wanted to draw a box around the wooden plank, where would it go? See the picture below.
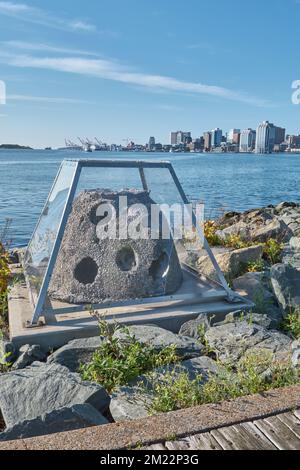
[238,422,277,450]
[210,428,246,450]
[293,409,300,420]
[187,433,223,450]
[255,416,300,450]
[165,440,190,450]
[211,423,276,450]
[277,412,300,438]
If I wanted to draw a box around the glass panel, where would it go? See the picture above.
[77,166,143,194]
[24,160,227,320]
[23,160,78,305]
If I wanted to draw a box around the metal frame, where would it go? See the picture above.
[26,159,239,325]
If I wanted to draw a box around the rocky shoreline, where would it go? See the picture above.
[0,201,300,442]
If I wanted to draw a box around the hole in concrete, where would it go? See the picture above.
[90,205,109,225]
[116,247,137,272]
[149,252,169,280]
[74,257,98,285]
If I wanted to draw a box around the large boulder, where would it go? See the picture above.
[0,404,108,442]
[0,362,110,428]
[197,245,263,280]
[47,336,104,372]
[113,325,204,359]
[270,264,300,316]
[205,321,294,364]
[49,189,182,304]
[12,345,47,370]
[251,218,291,243]
[179,310,274,340]
[233,272,283,327]
[110,356,221,422]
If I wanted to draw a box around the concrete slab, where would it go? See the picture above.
[9,266,253,350]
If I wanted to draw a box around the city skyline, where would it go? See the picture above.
[1,0,300,147]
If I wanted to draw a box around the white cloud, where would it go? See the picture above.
[3,40,99,57]
[70,21,96,32]
[0,1,33,13]
[8,94,92,104]
[0,1,97,33]
[1,52,268,106]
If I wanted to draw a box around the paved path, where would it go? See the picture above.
[146,409,300,450]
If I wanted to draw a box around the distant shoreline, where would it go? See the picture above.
[0,144,33,150]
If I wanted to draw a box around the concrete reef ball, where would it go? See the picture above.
[49,189,183,304]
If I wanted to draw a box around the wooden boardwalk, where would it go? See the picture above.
[146,410,300,451]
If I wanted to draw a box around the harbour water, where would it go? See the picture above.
[0,149,299,247]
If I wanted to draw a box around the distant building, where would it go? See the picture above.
[287,134,300,149]
[170,131,191,146]
[227,129,240,144]
[211,128,223,148]
[274,126,286,145]
[170,132,178,146]
[203,132,211,151]
[255,121,276,154]
[240,129,256,153]
[148,136,156,151]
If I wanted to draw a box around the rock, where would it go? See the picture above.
[205,321,294,364]
[275,202,298,212]
[49,189,182,304]
[292,348,300,368]
[179,315,211,339]
[271,264,300,316]
[215,221,250,241]
[290,237,300,251]
[0,404,108,442]
[110,386,151,422]
[233,272,283,327]
[12,345,47,370]
[114,325,204,359]
[251,218,291,243]
[197,245,263,280]
[0,340,17,365]
[47,336,104,372]
[179,310,274,340]
[110,356,222,422]
[0,362,110,428]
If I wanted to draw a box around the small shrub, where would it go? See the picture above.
[0,242,11,334]
[263,239,283,265]
[80,317,179,392]
[204,221,223,247]
[246,260,265,273]
[197,324,215,357]
[148,351,300,414]
[223,234,251,250]
[282,309,300,340]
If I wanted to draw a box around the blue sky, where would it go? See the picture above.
[0,0,300,147]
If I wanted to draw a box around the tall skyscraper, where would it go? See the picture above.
[274,126,286,145]
[170,132,178,146]
[255,121,276,154]
[149,136,156,150]
[227,129,240,144]
[239,129,256,153]
[203,132,212,151]
[170,131,191,145]
[211,128,223,148]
